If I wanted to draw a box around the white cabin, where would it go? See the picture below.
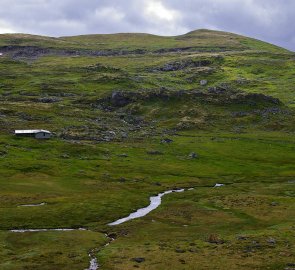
[14,129,52,139]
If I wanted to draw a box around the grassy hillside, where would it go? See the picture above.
[0,29,288,52]
[0,29,294,270]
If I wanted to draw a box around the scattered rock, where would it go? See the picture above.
[189,152,198,159]
[132,257,145,263]
[154,59,212,72]
[161,138,173,144]
[237,235,248,241]
[153,182,162,186]
[207,234,224,244]
[267,238,276,245]
[270,201,279,206]
[200,80,208,86]
[147,150,163,155]
[118,153,128,158]
[231,111,249,117]
[111,91,131,107]
[251,240,261,249]
[179,259,186,264]
[175,248,186,253]
[38,97,61,103]
[107,131,116,136]
[285,265,295,270]
[236,78,251,85]
[107,233,117,239]
[121,132,128,138]
[188,248,198,253]
[208,86,227,95]
[0,150,8,156]
[119,177,126,183]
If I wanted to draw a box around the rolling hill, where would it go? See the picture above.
[0,29,294,270]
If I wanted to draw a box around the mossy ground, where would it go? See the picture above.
[0,30,294,269]
[0,132,294,269]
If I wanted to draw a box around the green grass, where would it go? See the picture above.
[0,132,294,269]
[0,29,294,269]
[0,230,106,270]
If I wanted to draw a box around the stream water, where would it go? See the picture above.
[10,228,86,233]
[85,234,115,270]
[86,188,188,269]
[10,184,223,270]
[108,189,185,226]
[18,202,46,207]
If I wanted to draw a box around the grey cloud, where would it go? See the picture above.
[0,0,294,50]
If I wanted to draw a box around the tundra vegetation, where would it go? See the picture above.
[0,29,294,270]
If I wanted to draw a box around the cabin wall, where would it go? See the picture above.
[35,132,51,139]
[15,133,35,137]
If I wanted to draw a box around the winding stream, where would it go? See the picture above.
[85,256,98,270]
[108,188,185,226]
[85,234,115,270]
[10,184,224,270]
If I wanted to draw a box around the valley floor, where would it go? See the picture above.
[0,131,294,269]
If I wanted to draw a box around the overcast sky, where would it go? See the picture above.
[0,0,294,51]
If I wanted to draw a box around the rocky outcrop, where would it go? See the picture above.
[152,59,212,72]
[95,88,282,110]
[0,45,149,60]
[38,97,61,103]
[1,45,225,60]
[110,91,131,107]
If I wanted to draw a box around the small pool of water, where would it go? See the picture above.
[11,228,86,233]
[18,202,46,207]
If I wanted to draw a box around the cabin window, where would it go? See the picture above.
[43,133,46,136]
